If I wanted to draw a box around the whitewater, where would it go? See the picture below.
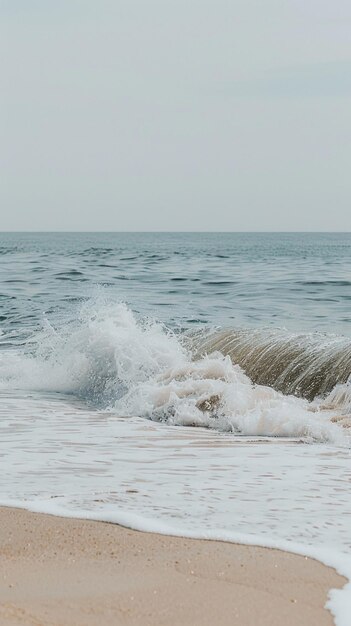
[0,232,351,625]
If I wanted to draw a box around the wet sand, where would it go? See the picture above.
[0,507,345,626]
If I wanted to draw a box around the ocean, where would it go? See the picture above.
[0,232,350,624]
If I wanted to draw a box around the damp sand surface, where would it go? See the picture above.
[0,507,346,626]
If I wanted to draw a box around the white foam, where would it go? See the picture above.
[117,353,344,443]
[321,380,351,415]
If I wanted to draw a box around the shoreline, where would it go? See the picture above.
[0,507,346,626]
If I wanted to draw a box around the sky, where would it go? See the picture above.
[1,0,351,231]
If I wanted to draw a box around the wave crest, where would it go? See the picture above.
[193,328,351,400]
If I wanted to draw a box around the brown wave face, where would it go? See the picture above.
[191,329,351,401]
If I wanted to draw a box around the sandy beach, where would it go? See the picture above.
[0,507,345,626]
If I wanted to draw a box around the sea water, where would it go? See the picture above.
[0,232,350,624]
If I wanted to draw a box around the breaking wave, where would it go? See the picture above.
[193,328,351,401]
[0,300,349,443]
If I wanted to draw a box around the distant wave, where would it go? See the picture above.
[0,299,349,443]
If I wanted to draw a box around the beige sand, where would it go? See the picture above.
[0,507,345,626]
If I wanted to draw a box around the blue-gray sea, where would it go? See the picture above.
[1,231,350,339]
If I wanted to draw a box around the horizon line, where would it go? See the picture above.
[1,230,350,235]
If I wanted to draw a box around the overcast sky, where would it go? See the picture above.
[1,0,351,231]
